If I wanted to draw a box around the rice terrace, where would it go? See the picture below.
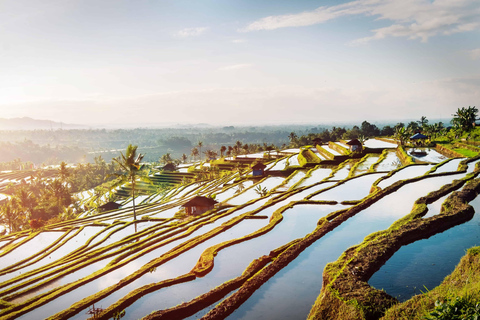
[1,110,480,320]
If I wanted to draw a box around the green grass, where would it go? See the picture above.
[453,148,478,157]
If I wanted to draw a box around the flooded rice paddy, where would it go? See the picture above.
[0,152,479,320]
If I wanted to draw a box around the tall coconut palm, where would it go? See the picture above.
[191,147,199,161]
[417,116,428,129]
[112,144,146,221]
[220,145,226,157]
[197,141,203,160]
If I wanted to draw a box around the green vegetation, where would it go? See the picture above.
[2,107,480,319]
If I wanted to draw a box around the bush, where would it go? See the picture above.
[426,296,480,320]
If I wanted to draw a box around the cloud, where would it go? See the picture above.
[242,0,480,43]
[6,77,479,126]
[467,48,480,60]
[174,27,209,38]
[231,39,247,43]
[218,64,253,71]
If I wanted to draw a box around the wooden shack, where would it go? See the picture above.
[346,139,362,152]
[251,163,267,176]
[182,196,218,215]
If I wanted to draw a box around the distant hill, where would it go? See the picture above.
[0,117,86,130]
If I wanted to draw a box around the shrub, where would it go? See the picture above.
[426,296,480,320]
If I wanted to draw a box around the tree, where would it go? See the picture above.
[452,106,478,132]
[112,144,145,221]
[181,153,188,163]
[191,147,199,161]
[417,116,428,128]
[0,202,20,233]
[360,121,380,137]
[394,126,409,146]
[288,132,298,147]
[220,146,226,157]
[197,141,203,159]
[160,153,172,165]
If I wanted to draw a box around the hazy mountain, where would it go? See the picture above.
[0,117,87,130]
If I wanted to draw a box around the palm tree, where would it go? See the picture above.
[0,202,20,233]
[160,153,172,165]
[220,145,226,157]
[181,153,188,163]
[191,147,199,161]
[112,144,145,221]
[57,161,70,185]
[197,141,203,160]
[452,106,478,132]
[417,116,428,129]
[288,132,298,147]
[394,126,409,146]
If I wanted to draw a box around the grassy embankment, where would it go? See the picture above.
[308,154,480,320]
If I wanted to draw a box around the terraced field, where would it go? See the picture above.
[1,146,480,320]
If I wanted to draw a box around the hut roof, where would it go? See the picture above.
[346,139,362,146]
[98,201,122,210]
[182,196,218,208]
[162,163,176,171]
[410,133,428,139]
[251,163,267,170]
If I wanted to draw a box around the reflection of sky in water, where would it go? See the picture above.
[229,173,468,320]
[0,231,70,269]
[376,151,402,172]
[377,165,434,189]
[370,196,480,301]
[408,148,448,163]
[322,145,341,156]
[277,170,307,191]
[22,215,268,319]
[119,204,344,319]
[226,178,284,206]
[310,173,384,202]
[288,154,300,166]
[70,219,270,320]
[215,181,254,203]
[298,168,332,187]
[363,139,397,149]
[352,155,380,175]
[269,158,288,171]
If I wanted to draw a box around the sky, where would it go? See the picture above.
[0,0,479,127]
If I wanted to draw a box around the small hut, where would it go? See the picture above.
[410,133,428,145]
[410,133,428,155]
[162,163,177,171]
[312,137,323,146]
[98,201,121,212]
[251,162,267,176]
[182,196,218,215]
[346,139,362,152]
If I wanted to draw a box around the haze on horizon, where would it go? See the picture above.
[0,0,479,127]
